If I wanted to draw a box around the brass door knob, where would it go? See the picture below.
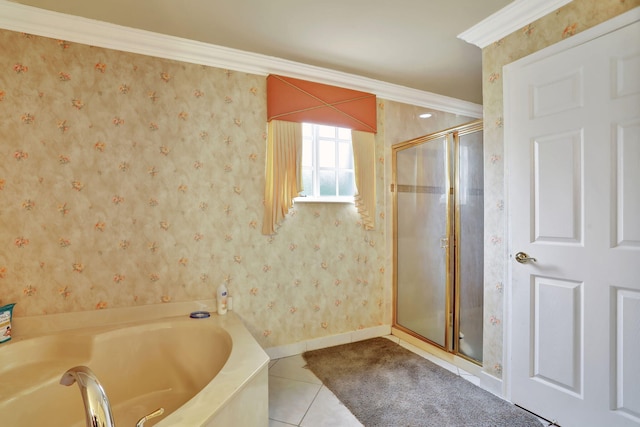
[515,252,537,264]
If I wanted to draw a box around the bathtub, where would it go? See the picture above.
[0,300,269,426]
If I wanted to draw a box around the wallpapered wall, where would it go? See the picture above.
[0,27,473,350]
[481,0,638,378]
[0,28,388,347]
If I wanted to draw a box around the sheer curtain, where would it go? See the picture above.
[351,130,376,230]
[262,120,302,235]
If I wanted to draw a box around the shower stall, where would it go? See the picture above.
[392,120,484,363]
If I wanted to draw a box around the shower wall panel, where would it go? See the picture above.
[456,129,484,361]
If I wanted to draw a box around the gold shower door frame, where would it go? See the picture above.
[392,120,483,364]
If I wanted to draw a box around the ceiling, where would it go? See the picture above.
[10,0,514,105]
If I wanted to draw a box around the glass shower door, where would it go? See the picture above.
[394,135,451,348]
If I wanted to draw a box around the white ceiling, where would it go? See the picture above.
[9,0,514,104]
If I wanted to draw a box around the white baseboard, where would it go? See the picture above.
[479,370,504,398]
[265,324,391,360]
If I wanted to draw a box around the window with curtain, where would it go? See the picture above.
[262,74,377,234]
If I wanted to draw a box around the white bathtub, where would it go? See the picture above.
[0,300,269,426]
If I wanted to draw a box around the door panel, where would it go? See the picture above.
[531,69,583,118]
[616,288,640,418]
[612,52,640,98]
[533,276,582,396]
[614,119,640,247]
[533,130,583,243]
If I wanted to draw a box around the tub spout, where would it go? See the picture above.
[60,366,115,427]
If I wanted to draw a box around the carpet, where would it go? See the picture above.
[302,338,541,427]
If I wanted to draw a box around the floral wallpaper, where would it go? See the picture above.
[481,0,639,378]
[0,29,389,348]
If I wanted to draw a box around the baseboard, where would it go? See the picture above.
[264,324,391,360]
[479,370,504,398]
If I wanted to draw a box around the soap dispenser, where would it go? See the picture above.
[217,284,228,315]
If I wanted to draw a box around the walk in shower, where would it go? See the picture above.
[392,120,484,363]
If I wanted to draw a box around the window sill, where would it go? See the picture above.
[294,196,354,204]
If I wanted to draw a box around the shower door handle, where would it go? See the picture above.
[440,237,449,248]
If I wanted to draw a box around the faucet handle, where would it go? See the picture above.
[136,407,164,427]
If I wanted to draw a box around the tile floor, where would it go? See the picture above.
[267,335,488,427]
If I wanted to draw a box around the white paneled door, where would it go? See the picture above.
[506,12,640,427]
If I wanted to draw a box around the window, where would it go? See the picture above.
[298,123,355,202]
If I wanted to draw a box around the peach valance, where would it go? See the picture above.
[267,75,377,133]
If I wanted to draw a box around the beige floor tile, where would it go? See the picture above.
[268,376,321,425]
[301,386,363,427]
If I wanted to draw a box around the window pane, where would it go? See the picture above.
[318,140,336,168]
[338,142,353,169]
[301,169,312,196]
[338,171,355,196]
[300,123,353,199]
[302,139,312,167]
[338,127,351,140]
[318,125,335,138]
[319,170,336,196]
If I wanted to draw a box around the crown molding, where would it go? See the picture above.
[458,0,574,48]
[0,0,483,118]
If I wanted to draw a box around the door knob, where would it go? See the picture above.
[515,252,537,264]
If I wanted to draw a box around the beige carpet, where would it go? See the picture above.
[303,338,542,427]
